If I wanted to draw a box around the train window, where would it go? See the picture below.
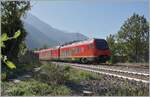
[88,44,94,49]
[67,50,70,56]
[73,47,80,54]
[95,39,108,50]
[70,49,73,55]
[63,51,65,56]
[72,48,76,54]
[60,51,63,56]
[64,51,66,56]
[61,51,66,57]
[65,51,67,56]
[74,48,77,53]
[66,50,69,56]
[62,51,65,56]
[77,48,80,53]
[48,51,51,56]
[69,49,71,56]
[81,47,84,52]
[73,48,76,54]
[66,50,68,56]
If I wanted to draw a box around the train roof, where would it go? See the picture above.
[35,46,60,52]
[34,38,105,52]
[61,38,95,48]
[35,48,51,52]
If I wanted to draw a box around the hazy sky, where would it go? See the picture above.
[29,0,149,39]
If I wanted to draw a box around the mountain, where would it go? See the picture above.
[24,22,59,49]
[22,13,88,49]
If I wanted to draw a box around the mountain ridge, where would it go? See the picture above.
[22,13,88,49]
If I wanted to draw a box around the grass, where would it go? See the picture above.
[1,63,149,96]
[73,73,149,96]
[68,67,98,83]
[65,65,149,96]
[1,79,71,96]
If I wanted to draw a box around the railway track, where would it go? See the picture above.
[51,62,149,83]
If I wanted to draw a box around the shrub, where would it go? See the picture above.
[27,80,52,96]
[2,80,52,96]
[1,72,7,81]
[69,68,96,83]
[51,85,71,96]
[35,64,70,85]
[7,86,32,96]
[2,79,72,96]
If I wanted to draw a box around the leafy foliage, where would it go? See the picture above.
[1,72,7,81]
[35,64,71,85]
[1,79,71,96]
[2,63,148,96]
[50,85,71,96]
[106,34,117,63]
[107,13,149,63]
[117,13,149,62]
[68,68,97,83]
[2,80,51,96]
[1,1,30,63]
[1,1,30,80]
[1,31,21,69]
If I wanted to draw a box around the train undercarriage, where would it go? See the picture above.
[46,56,111,64]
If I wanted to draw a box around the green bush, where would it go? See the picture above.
[2,80,51,96]
[35,64,70,85]
[7,86,32,96]
[1,79,72,96]
[27,80,52,96]
[1,72,7,81]
[69,68,96,83]
[51,85,71,96]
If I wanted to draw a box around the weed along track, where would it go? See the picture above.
[52,62,149,83]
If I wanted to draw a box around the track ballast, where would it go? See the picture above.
[51,62,149,83]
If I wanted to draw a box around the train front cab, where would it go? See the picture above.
[93,39,111,63]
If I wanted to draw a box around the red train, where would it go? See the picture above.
[34,38,111,63]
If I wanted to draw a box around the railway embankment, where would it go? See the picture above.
[52,62,149,83]
[2,62,149,96]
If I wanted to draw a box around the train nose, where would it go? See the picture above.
[96,50,111,56]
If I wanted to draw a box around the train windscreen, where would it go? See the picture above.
[95,39,109,50]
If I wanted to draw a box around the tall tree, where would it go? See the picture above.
[117,13,149,62]
[106,34,115,63]
[106,34,125,63]
[42,44,48,49]
[1,1,30,62]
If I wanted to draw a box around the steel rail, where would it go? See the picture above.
[70,63,149,76]
[52,62,149,83]
[72,66,149,83]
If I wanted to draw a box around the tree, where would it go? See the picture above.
[1,1,31,63]
[117,13,149,62]
[42,44,48,49]
[106,34,116,63]
[1,31,21,69]
[106,34,116,52]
